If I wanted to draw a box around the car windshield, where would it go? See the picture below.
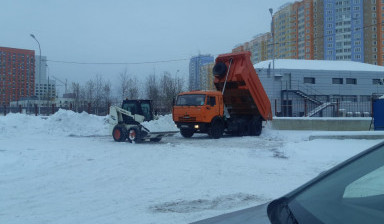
[176,94,206,106]
[288,143,384,224]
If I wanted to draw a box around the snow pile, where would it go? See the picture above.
[45,109,110,136]
[0,112,44,136]
[0,110,177,137]
[141,114,178,132]
[0,109,110,137]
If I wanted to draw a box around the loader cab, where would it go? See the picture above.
[121,99,154,121]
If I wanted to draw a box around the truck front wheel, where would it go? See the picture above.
[180,128,194,138]
[209,121,224,139]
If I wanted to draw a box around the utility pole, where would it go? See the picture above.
[269,8,275,76]
[30,34,42,115]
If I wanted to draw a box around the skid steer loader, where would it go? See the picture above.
[109,99,177,143]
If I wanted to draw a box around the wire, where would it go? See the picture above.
[46,58,189,65]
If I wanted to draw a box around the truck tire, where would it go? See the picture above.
[250,118,262,136]
[209,121,224,139]
[180,128,194,138]
[112,125,127,142]
[212,62,227,77]
[127,126,142,143]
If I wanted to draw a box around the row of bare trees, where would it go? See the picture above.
[69,70,185,114]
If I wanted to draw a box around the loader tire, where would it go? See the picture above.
[112,125,127,142]
[212,62,227,77]
[127,126,142,143]
[180,128,194,138]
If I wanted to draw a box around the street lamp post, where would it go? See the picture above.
[30,34,41,114]
[269,8,275,76]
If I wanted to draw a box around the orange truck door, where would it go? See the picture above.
[204,95,220,122]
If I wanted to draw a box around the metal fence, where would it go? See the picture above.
[272,98,374,117]
[1,96,381,118]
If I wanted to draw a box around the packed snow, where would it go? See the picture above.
[141,114,179,132]
[0,110,382,224]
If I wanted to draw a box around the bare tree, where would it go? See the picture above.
[159,72,185,112]
[119,68,129,100]
[70,82,81,111]
[85,79,95,112]
[103,80,112,107]
[94,75,104,114]
[145,74,160,111]
[127,77,140,100]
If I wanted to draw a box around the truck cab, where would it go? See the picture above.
[173,91,224,138]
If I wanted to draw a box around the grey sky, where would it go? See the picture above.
[2,0,289,94]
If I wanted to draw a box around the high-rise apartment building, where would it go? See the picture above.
[233,33,272,64]
[313,0,324,60]
[378,0,384,65]
[364,0,384,65]
[297,0,314,59]
[233,0,384,66]
[251,33,272,64]
[273,3,297,59]
[200,63,215,91]
[0,47,35,106]
[189,55,214,90]
[323,0,364,62]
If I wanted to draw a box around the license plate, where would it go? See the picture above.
[181,125,189,128]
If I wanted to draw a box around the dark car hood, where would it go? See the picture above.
[190,203,270,224]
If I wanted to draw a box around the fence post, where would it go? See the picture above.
[304,99,307,117]
[69,103,73,111]
[274,99,277,117]
[336,99,340,117]
[3,105,6,116]
[34,104,38,116]
[52,104,55,115]
[19,105,22,113]
[88,103,91,114]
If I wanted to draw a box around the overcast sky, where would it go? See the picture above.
[2,0,290,94]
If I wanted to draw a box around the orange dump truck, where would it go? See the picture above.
[172,51,272,139]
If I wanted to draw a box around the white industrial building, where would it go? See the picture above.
[35,55,56,99]
[254,59,384,117]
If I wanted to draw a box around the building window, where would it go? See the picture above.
[332,78,343,84]
[360,95,371,102]
[304,77,316,84]
[342,95,357,102]
[373,79,383,85]
[346,78,357,84]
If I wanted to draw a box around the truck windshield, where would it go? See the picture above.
[176,94,206,106]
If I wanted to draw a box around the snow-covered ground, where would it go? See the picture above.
[0,110,382,224]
